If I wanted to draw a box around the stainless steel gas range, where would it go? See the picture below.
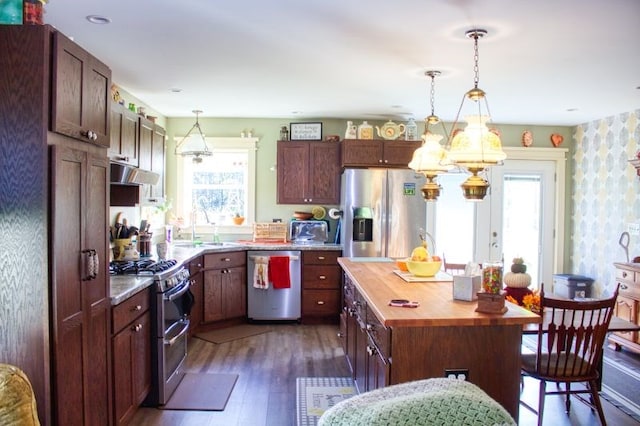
[110,258,194,405]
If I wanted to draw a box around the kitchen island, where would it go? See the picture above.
[338,258,540,420]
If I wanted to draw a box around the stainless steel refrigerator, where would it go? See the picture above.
[341,168,427,258]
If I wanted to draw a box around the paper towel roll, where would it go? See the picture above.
[328,208,342,219]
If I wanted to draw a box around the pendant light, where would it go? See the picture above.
[447,29,506,201]
[174,110,211,163]
[408,70,452,201]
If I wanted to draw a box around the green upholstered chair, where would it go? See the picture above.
[319,377,516,426]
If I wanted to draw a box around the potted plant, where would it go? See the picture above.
[232,212,245,225]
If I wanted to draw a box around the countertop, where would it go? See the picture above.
[338,257,540,328]
[110,242,343,305]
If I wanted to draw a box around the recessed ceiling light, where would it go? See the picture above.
[86,15,111,24]
[170,88,183,93]
[566,108,578,112]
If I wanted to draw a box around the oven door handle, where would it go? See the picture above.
[164,319,190,346]
[165,281,190,302]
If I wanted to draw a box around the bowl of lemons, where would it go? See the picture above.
[405,244,441,277]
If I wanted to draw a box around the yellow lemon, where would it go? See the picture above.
[411,246,429,261]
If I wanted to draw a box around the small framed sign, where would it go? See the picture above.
[290,122,322,141]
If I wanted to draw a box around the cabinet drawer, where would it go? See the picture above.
[303,250,341,265]
[303,289,341,316]
[366,305,390,358]
[615,267,636,283]
[618,279,640,300]
[112,288,150,334]
[614,295,639,343]
[204,251,246,269]
[304,265,341,289]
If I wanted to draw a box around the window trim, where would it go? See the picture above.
[175,137,258,235]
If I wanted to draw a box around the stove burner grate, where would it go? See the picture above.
[109,259,178,276]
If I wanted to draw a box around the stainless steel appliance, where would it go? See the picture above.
[110,258,193,405]
[341,168,427,258]
[247,250,301,320]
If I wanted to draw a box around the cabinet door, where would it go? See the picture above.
[382,140,421,167]
[151,124,166,198]
[52,31,111,147]
[342,140,383,167]
[109,104,139,166]
[614,295,638,344]
[113,310,151,425]
[51,145,111,425]
[224,266,247,319]
[189,257,204,334]
[203,269,225,322]
[307,142,341,204]
[277,141,309,204]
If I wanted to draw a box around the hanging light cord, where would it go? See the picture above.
[472,32,480,90]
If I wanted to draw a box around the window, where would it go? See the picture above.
[175,137,257,234]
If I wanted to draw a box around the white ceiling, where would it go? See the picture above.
[44,0,639,126]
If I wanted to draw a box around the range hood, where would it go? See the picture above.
[110,163,159,185]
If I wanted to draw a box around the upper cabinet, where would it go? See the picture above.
[109,103,139,167]
[139,116,166,199]
[277,141,341,205]
[51,31,111,147]
[341,139,421,168]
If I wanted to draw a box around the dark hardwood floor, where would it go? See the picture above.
[129,324,639,426]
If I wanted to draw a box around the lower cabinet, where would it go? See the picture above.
[188,256,204,335]
[302,250,342,323]
[610,262,640,352]
[341,275,389,393]
[112,287,151,426]
[203,251,247,323]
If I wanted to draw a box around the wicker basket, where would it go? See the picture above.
[253,223,288,242]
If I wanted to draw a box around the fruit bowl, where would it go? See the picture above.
[293,211,314,220]
[406,260,442,277]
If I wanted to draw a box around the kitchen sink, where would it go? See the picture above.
[172,241,239,248]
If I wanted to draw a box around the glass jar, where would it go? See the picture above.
[482,261,503,294]
[405,118,418,141]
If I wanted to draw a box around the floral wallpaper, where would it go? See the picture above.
[571,109,640,296]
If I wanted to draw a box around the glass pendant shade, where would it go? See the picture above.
[408,133,452,174]
[448,115,506,169]
[409,133,452,201]
[175,110,212,163]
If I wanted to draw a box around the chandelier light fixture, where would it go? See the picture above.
[408,70,452,201]
[174,110,211,163]
[447,29,506,201]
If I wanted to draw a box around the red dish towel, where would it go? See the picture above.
[269,256,290,289]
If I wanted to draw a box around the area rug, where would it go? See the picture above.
[296,377,357,426]
[162,373,238,411]
[195,324,272,344]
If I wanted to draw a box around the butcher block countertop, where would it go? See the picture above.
[338,257,540,328]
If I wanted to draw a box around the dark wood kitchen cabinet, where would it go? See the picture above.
[51,30,111,147]
[341,139,420,168]
[277,141,341,204]
[301,250,342,323]
[109,102,140,167]
[51,144,112,426]
[188,256,205,334]
[340,275,389,393]
[203,251,247,323]
[139,116,166,199]
[112,288,151,426]
[0,25,112,425]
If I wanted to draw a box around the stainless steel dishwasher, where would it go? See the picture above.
[247,250,302,320]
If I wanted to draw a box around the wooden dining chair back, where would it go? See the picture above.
[442,254,466,276]
[520,284,619,426]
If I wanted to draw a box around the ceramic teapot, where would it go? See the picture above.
[375,120,406,140]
